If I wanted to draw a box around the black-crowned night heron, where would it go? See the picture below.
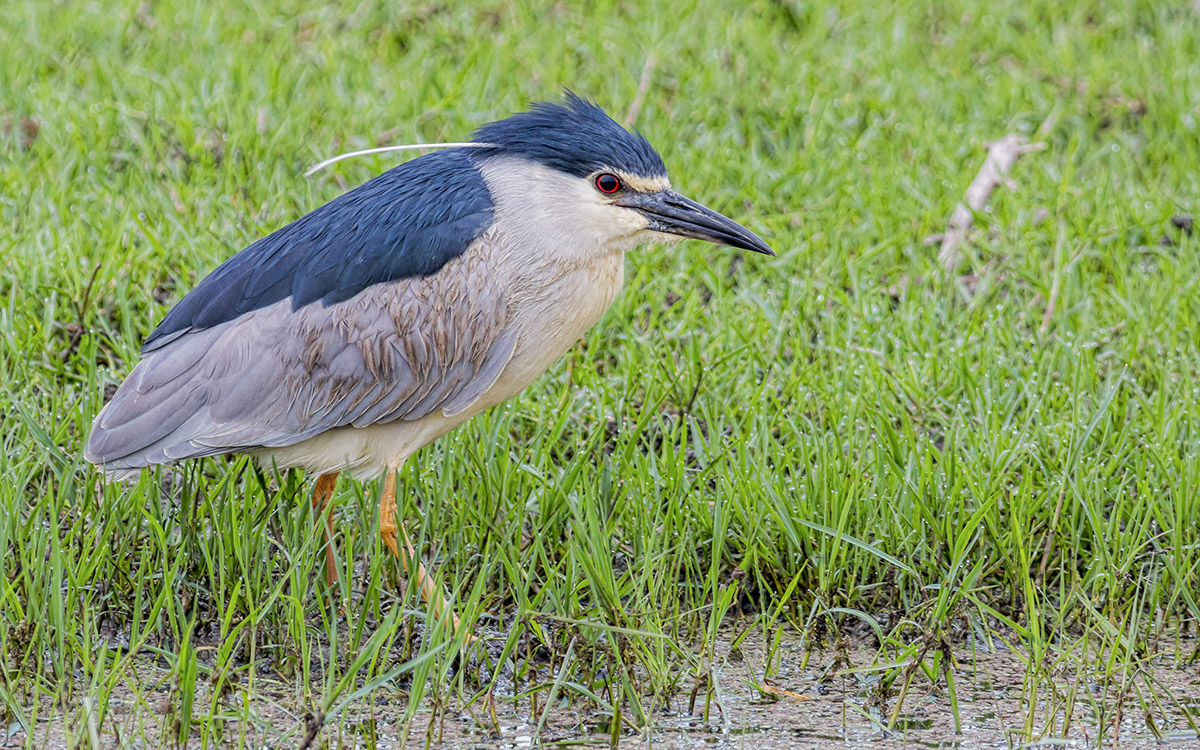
[85,94,773,628]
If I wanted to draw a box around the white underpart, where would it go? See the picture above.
[253,409,465,479]
[254,157,669,479]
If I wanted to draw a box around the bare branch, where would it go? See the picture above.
[623,55,657,127]
[938,135,1044,272]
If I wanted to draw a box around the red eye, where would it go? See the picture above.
[595,173,622,193]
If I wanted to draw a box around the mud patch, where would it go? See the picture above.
[5,627,1198,748]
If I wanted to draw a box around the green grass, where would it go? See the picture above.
[3,0,1200,746]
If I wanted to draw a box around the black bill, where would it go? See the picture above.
[617,190,775,256]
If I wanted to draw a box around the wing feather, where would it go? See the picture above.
[85,237,514,472]
[142,148,493,352]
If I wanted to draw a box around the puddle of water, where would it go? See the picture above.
[892,714,934,731]
[793,728,847,742]
[1162,729,1200,744]
[718,725,845,741]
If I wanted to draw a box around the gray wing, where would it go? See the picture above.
[85,237,515,471]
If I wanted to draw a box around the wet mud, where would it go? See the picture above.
[7,627,1199,748]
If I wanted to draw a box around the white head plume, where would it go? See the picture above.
[304,142,491,176]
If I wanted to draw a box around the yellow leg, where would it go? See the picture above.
[380,470,468,637]
[311,472,340,586]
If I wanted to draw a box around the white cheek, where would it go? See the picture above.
[593,203,651,243]
[481,157,665,260]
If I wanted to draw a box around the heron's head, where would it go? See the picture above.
[469,93,774,259]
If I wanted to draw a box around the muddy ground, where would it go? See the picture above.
[400,629,1200,749]
[6,627,1199,748]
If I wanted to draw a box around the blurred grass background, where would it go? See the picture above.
[2,0,1199,746]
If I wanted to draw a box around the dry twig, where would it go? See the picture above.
[760,677,812,702]
[623,55,657,127]
[938,135,1044,272]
